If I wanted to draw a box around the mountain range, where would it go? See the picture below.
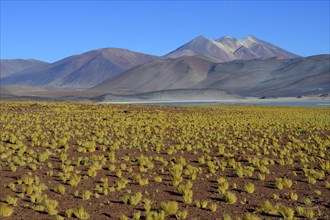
[1,35,329,99]
[164,35,299,61]
[93,55,329,97]
[1,48,158,89]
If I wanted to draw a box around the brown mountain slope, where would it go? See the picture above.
[93,56,214,94]
[195,55,329,96]
[164,35,299,62]
[0,59,48,77]
[1,48,159,89]
[93,55,330,97]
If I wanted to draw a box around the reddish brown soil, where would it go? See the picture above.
[0,102,329,220]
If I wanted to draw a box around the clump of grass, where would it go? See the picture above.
[30,193,44,204]
[160,201,178,215]
[115,170,122,178]
[244,182,255,194]
[209,203,217,212]
[283,178,293,188]
[314,190,321,196]
[201,200,208,209]
[154,176,162,183]
[108,164,116,172]
[217,177,229,194]
[143,199,152,212]
[82,190,92,200]
[276,178,293,189]
[303,208,315,219]
[145,210,165,220]
[277,204,294,220]
[133,211,141,220]
[175,210,188,220]
[73,205,90,219]
[43,199,59,215]
[119,214,129,220]
[194,200,201,208]
[0,205,14,217]
[256,200,278,215]
[325,181,330,189]
[9,163,17,172]
[55,184,66,195]
[177,181,193,204]
[69,174,81,186]
[276,181,284,189]
[295,206,304,216]
[169,164,183,187]
[223,191,237,204]
[123,192,143,205]
[66,208,74,218]
[32,204,44,212]
[289,191,298,201]
[273,193,280,200]
[5,196,18,206]
[222,213,233,220]
[56,215,64,220]
[243,213,261,220]
[304,198,313,206]
[7,182,16,191]
[258,173,266,181]
[307,176,316,184]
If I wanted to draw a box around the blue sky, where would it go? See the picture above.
[1,1,329,62]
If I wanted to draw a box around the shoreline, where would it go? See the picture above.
[99,97,330,106]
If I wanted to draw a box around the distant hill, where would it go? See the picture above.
[196,55,329,97]
[93,55,330,97]
[164,35,299,62]
[93,56,214,94]
[0,87,15,99]
[1,48,159,89]
[0,59,48,77]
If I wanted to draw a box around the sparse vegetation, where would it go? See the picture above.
[0,101,329,219]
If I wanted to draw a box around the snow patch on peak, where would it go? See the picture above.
[215,35,237,42]
[246,35,258,40]
[223,35,235,39]
[238,35,260,48]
